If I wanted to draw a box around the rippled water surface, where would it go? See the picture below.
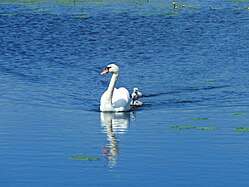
[1,0,249,186]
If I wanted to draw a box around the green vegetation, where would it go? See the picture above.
[168,125,196,130]
[187,117,208,121]
[1,0,249,18]
[196,127,218,130]
[232,112,245,115]
[168,126,219,130]
[201,79,217,83]
[235,127,249,132]
[70,156,100,161]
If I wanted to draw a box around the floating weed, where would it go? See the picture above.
[232,112,245,115]
[73,12,91,18]
[70,156,100,161]
[229,0,249,2]
[0,13,15,16]
[196,127,218,130]
[201,79,217,83]
[168,125,196,130]
[76,15,91,18]
[235,127,249,132]
[233,6,249,10]
[188,117,208,121]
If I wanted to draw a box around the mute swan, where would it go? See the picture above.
[172,2,178,9]
[100,64,131,112]
[130,88,143,107]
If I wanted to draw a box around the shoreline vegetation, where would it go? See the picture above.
[1,0,249,17]
[1,0,249,15]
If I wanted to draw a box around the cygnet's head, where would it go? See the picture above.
[101,64,119,75]
[133,87,138,94]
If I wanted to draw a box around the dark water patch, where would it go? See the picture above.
[143,85,230,98]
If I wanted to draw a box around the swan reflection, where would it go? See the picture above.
[100,112,130,168]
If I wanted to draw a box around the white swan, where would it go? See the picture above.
[100,64,131,112]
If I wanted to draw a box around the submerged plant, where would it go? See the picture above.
[70,156,100,161]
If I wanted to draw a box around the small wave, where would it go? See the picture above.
[143,85,230,98]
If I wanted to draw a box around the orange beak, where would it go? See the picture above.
[101,68,109,75]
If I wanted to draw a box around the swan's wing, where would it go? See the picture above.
[112,87,131,109]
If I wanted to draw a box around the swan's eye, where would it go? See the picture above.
[105,66,111,72]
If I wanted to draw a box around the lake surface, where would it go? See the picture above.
[1,0,249,186]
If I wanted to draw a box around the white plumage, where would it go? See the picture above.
[100,64,131,112]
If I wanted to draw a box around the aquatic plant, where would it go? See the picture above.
[232,112,245,115]
[0,13,16,16]
[196,127,218,130]
[188,117,208,121]
[70,156,100,161]
[235,127,249,132]
[201,79,217,83]
[168,125,196,130]
[168,126,219,130]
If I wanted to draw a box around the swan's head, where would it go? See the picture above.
[101,64,119,75]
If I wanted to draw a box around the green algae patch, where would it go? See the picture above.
[70,156,100,161]
[201,79,217,83]
[188,117,208,121]
[232,112,245,115]
[0,13,16,16]
[168,125,196,130]
[196,127,218,130]
[235,127,249,132]
[75,15,91,18]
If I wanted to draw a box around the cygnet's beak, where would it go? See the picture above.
[101,68,109,75]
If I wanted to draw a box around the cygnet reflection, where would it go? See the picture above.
[100,112,130,168]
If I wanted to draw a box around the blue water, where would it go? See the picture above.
[1,0,249,186]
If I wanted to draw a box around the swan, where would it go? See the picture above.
[130,87,143,107]
[100,64,131,112]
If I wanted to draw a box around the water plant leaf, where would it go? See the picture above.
[188,117,208,121]
[235,127,249,132]
[232,112,245,115]
[201,79,217,83]
[70,156,100,161]
[196,127,218,130]
[168,125,196,130]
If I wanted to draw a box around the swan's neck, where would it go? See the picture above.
[106,72,119,104]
